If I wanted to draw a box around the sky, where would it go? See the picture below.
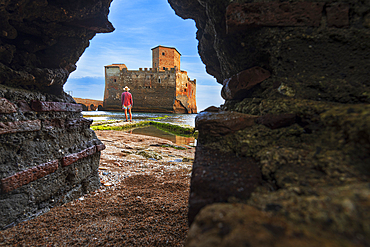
[63,0,224,112]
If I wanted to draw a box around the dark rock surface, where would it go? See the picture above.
[169,0,370,104]
[168,0,370,245]
[0,0,113,229]
[0,86,104,229]
[189,146,261,225]
[0,0,369,245]
[0,0,114,94]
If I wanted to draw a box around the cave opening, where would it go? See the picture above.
[64,0,223,113]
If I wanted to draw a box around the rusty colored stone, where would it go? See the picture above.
[202,106,220,112]
[17,100,32,112]
[221,67,271,100]
[1,160,58,193]
[195,110,257,136]
[30,100,82,112]
[42,119,66,130]
[96,143,106,152]
[226,2,325,34]
[66,118,93,129]
[62,146,97,167]
[0,98,17,113]
[256,113,297,129]
[326,3,349,28]
[0,120,41,135]
[188,145,262,225]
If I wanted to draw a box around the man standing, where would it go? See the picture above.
[121,86,133,122]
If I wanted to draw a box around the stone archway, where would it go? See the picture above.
[1,0,370,245]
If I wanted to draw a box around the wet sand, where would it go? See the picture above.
[0,130,195,246]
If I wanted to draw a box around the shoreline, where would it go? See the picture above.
[0,130,194,245]
[90,119,198,138]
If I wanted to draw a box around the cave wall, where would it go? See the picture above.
[0,0,113,229]
[168,0,370,246]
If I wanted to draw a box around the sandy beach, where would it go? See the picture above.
[0,130,195,246]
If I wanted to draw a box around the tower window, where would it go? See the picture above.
[162,52,165,56]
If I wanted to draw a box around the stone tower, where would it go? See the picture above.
[104,46,197,113]
[151,45,181,71]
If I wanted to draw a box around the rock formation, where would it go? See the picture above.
[168,0,370,245]
[0,0,113,229]
[0,0,369,245]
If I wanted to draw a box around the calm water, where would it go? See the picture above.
[83,111,197,145]
[82,111,196,127]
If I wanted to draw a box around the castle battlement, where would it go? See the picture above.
[103,46,197,113]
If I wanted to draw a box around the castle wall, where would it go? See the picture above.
[104,67,179,113]
[104,46,197,114]
[175,71,197,113]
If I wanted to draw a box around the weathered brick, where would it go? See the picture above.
[96,143,106,151]
[17,100,32,112]
[1,160,58,193]
[226,2,325,34]
[326,3,349,28]
[42,119,66,130]
[62,146,97,167]
[196,110,257,137]
[0,120,41,135]
[221,67,271,100]
[256,113,297,129]
[31,100,82,112]
[0,98,17,113]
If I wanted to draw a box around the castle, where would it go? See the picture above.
[103,46,197,113]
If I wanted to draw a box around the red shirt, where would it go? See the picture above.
[121,91,133,107]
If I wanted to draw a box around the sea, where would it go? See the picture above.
[82,111,197,146]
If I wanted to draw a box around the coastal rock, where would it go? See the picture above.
[189,146,261,225]
[195,110,257,137]
[0,0,114,94]
[226,2,325,33]
[255,113,297,129]
[169,0,370,245]
[186,203,358,247]
[0,0,112,228]
[221,67,271,100]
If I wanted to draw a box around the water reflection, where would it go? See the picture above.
[82,111,196,127]
[126,126,196,146]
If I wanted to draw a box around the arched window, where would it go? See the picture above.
[158,78,161,83]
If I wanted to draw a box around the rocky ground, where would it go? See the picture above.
[0,130,195,246]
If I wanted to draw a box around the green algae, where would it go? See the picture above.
[90,120,197,138]
[148,115,170,120]
[160,144,187,150]
[90,121,151,131]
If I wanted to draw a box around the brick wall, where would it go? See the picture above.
[152,46,181,71]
